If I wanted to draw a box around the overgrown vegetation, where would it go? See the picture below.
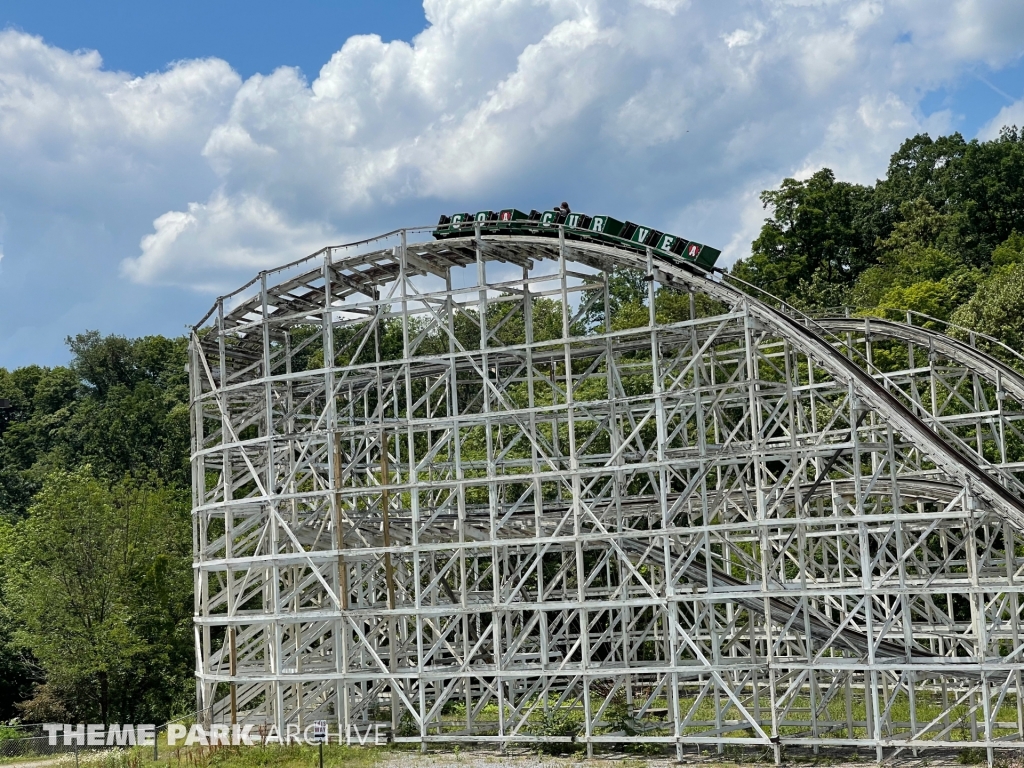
[49,744,382,768]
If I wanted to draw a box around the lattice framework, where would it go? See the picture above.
[190,226,1024,763]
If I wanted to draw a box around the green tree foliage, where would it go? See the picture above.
[0,332,189,517]
[870,128,1024,264]
[0,332,192,723]
[992,231,1024,267]
[951,262,1024,352]
[0,519,35,720]
[4,469,192,724]
[851,198,981,321]
[731,168,875,309]
[732,127,1024,349]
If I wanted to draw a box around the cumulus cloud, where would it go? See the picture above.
[979,99,1024,141]
[120,0,1024,284]
[792,93,954,185]
[126,193,337,292]
[723,26,762,49]
[2,0,1024,309]
[944,0,1024,64]
[0,31,239,199]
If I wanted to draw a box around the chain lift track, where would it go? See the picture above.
[189,226,1024,762]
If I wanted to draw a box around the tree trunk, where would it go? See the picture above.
[99,671,109,726]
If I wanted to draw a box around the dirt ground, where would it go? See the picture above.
[378,746,987,768]
[2,744,999,768]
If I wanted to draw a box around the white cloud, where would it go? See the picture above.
[843,2,884,32]
[945,0,1024,64]
[1,0,1024,310]
[125,193,337,292]
[636,0,689,13]
[723,26,761,49]
[0,31,238,188]
[979,99,1024,141]
[794,93,954,186]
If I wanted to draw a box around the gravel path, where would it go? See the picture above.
[0,759,61,768]
[382,753,656,768]
[379,747,975,768]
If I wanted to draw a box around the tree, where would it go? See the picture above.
[864,129,1024,267]
[5,468,191,723]
[731,168,875,308]
[951,261,1024,353]
[732,129,1024,314]
[0,333,190,521]
[0,518,36,720]
[869,132,968,239]
[581,268,649,328]
[945,127,1024,265]
[992,230,1024,267]
[851,197,980,319]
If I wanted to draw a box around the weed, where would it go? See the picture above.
[959,747,987,765]
[530,711,583,756]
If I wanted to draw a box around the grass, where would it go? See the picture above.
[0,742,384,768]
[423,688,1023,748]
[155,744,382,768]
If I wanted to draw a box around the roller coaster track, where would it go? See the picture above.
[190,227,1024,760]
[819,316,1024,403]
[567,238,1024,528]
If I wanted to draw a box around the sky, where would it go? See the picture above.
[0,0,1023,368]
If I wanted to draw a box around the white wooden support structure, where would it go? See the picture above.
[190,226,1024,762]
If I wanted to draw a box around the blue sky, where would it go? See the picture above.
[0,0,1022,368]
[921,58,1024,136]
[0,1,428,82]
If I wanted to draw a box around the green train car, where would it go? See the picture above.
[432,208,722,269]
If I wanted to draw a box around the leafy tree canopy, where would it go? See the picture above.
[0,332,189,519]
[4,468,191,724]
[0,332,191,723]
[732,127,1024,341]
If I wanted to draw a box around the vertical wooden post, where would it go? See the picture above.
[380,434,397,611]
[229,627,237,725]
[333,434,348,610]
